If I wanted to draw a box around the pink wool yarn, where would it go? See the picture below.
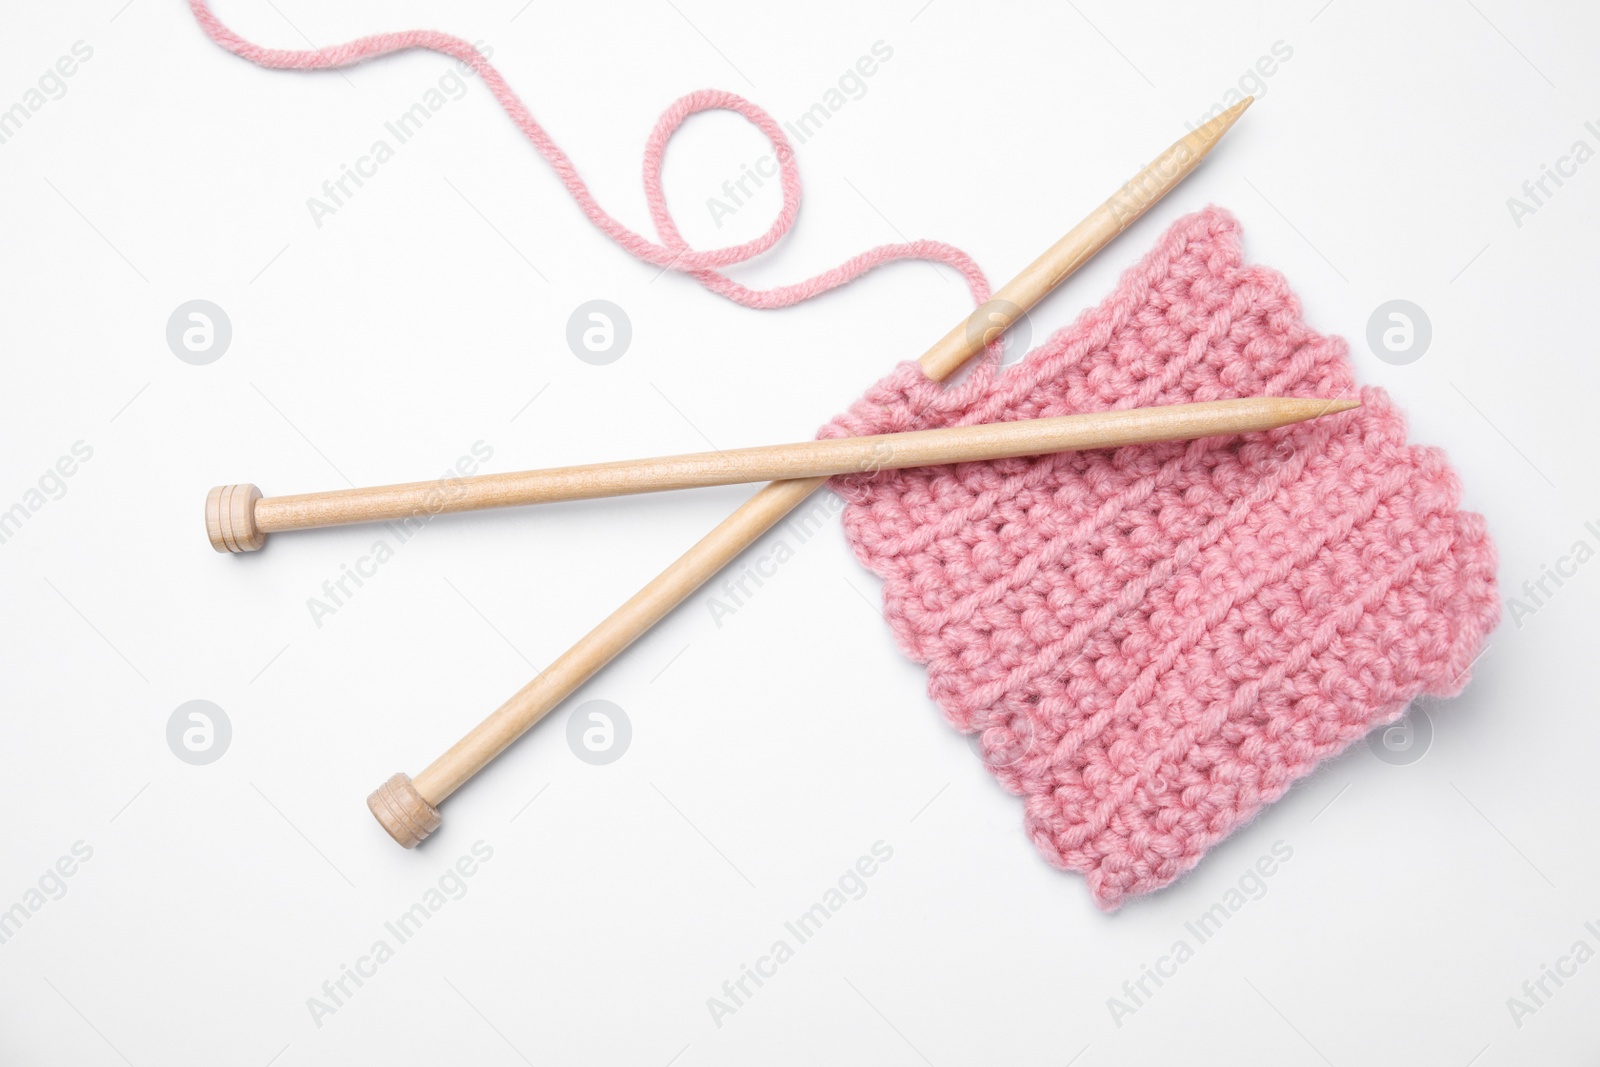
[188,4,1499,910]
[823,207,1499,911]
[185,0,993,312]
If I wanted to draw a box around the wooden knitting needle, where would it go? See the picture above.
[366,98,1254,848]
[208,396,1352,552]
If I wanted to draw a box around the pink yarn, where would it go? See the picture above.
[189,8,1500,909]
[823,208,1499,911]
[185,1,994,312]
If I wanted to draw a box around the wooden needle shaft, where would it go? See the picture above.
[393,99,1255,816]
[254,397,1346,534]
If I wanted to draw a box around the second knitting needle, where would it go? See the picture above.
[206,396,1356,552]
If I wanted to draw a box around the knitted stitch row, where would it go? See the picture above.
[823,207,1499,911]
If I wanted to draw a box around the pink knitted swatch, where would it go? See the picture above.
[823,207,1499,911]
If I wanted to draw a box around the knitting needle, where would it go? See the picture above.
[208,396,1352,552]
[367,98,1254,848]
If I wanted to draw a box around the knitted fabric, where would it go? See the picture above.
[822,207,1499,911]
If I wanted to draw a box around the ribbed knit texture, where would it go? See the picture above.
[822,207,1499,911]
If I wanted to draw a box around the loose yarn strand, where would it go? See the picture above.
[187,1,995,317]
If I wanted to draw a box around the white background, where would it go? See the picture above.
[2,0,1596,1063]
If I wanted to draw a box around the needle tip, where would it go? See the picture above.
[1189,96,1254,149]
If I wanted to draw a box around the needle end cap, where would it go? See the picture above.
[368,773,441,849]
[206,483,265,553]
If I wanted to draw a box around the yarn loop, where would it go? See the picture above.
[188,1,993,312]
